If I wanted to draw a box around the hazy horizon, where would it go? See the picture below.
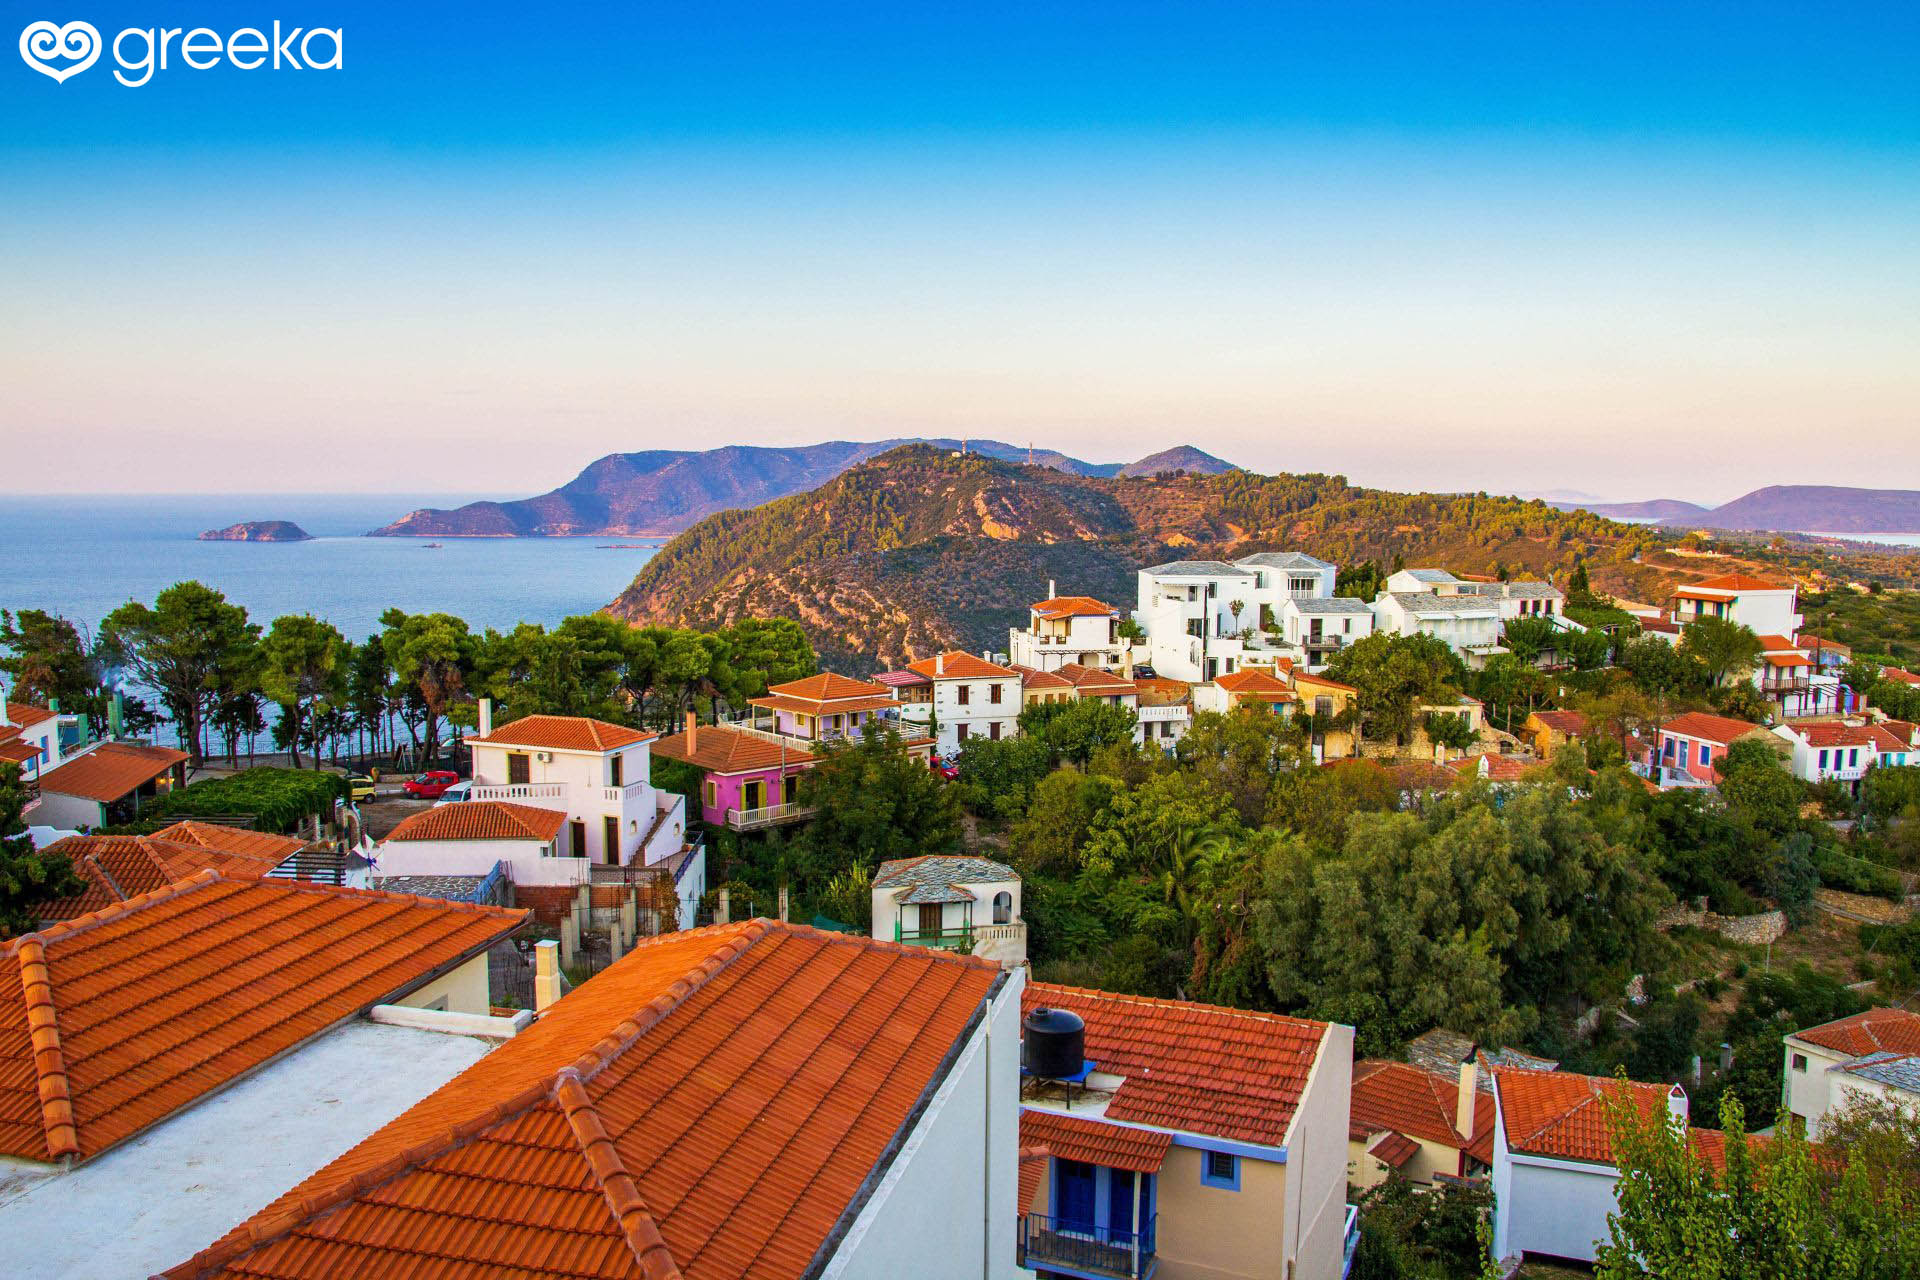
[5,3,1915,499]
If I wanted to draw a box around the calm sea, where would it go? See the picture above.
[0,494,660,641]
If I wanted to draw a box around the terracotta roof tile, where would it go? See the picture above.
[1661,711,1761,746]
[0,873,524,1164]
[1032,596,1118,620]
[1019,1109,1170,1173]
[2,702,57,730]
[35,741,188,803]
[1529,710,1590,736]
[651,725,817,775]
[1494,1068,1677,1164]
[764,672,891,703]
[1295,672,1358,694]
[148,821,308,874]
[34,835,181,920]
[1869,725,1915,753]
[1786,721,1877,748]
[1886,668,1920,688]
[1014,665,1075,691]
[1054,663,1137,695]
[384,800,569,843]
[1350,1060,1491,1154]
[1764,652,1811,668]
[162,921,1001,1280]
[471,715,657,752]
[1017,1146,1049,1215]
[0,738,38,765]
[1025,982,1330,1147]
[907,651,1019,680]
[1684,574,1791,592]
[1366,1130,1421,1168]
[1791,1007,1920,1058]
[749,692,900,718]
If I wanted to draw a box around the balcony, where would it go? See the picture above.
[597,779,653,804]
[724,801,816,831]
[1761,677,1811,694]
[1303,634,1346,653]
[894,923,977,952]
[470,781,567,803]
[1136,704,1189,723]
[1018,1211,1157,1280]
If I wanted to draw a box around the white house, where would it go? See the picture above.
[1134,552,1340,683]
[28,740,189,830]
[1461,580,1566,622]
[1870,720,1917,767]
[1009,584,1130,671]
[1670,573,1803,638]
[464,706,687,869]
[1371,591,1504,665]
[897,651,1022,755]
[871,854,1026,968]
[1783,1008,1920,1139]
[1277,596,1374,670]
[1770,719,1879,794]
[1133,677,1194,751]
[1490,1068,1726,1267]
[0,683,87,788]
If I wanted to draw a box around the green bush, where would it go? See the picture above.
[146,767,344,833]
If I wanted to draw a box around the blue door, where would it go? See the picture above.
[1108,1169,1135,1239]
[1055,1160,1096,1234]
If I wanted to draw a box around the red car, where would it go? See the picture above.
[402,770,462,798]
[929,758,960,782]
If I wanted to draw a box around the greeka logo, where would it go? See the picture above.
[18,20,100,82]
[18,17,342,86]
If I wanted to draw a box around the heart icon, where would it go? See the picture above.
[19,19,102,83]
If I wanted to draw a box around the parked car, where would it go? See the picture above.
[401,770,461,799]
[433,780,473,807]
[346,774,377,803]
[929,757,960,782]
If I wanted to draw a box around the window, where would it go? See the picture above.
[1792,1053,1808,1072]
[609,753,623,788]
[1201,1150,1239,1190]
[1819,749,1830,770]
[989,721,1002,741]
[989,683,1003,705]
[956,723,970,743]
[704,780,717,809]
[992,891,1012,924]
[957,685,971,706]
[1849,749,1859,766]
[1698,743,1710,767]
[508,753,531,785]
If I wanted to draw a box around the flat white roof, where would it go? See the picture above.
[0,1020,495,1280]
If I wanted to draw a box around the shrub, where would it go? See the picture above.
[146,767,344,833]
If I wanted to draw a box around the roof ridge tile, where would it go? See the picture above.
[565,922,771,1086]
[13,935,79,1160]
[11,868,222,950]
[555,1067,685,1280]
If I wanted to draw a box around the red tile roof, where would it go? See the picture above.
[1215,668,1296,702]
[1033,596,1118,620]
[1294,671,1358,694]
[765,672,891,703]
[1018,1146,1050,1214]
[1450,753,1538,782]
[1055,663,1137,695]
[1529,710,1590,736]
[1763,652,1811,668]
[1351,1060,1491,1155]
[148,821,309,873]
[1015,665,1075,691]
[1661,711,1761,746]
[1367,1130,1421,1168]
[750,692,899,718]
[1871,722,1917,751]
[1881,668,1920,688]
[1682,574,1792,593]
[1786,721,1877,748]
[1791,1007,1920,1058]
[0,738,37,765]
[0,872,524,1164]
[1494,1068,1678,1164]
[35,741,188,803]
[2,702,56,730]
[907,650,1019,680]
[163,921,1002,1280]
[1796,634,1849,656]
[1755,634,1800,651]
[1019,1108,1172,1173]
[384,800,569,843]
[34,832,306,921]
[1025,982,1330,1147]
[651,724,817,774]
[470,714,656,752]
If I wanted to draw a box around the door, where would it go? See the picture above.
[603,816,620,865]
[1054,1160,1096,1235]
[508,753,530,785]
[569,820,586,857]
[743,779,764,811]
[1107,1169,1135,1240]
[917,904,943,938]
[782,773,798,804]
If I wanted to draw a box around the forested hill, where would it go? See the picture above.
[604,445,1673,671]
[367,439,1236,537]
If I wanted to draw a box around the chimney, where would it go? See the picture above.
[478,697,493,738]
[1455,1060,1477,1140]
[533,939,562,1013]
[935,653,945,676]
[778,883,790,923]
[1667,1084,1689,1127]
[685,710,697,751]
[109,690,124,740]
[717,887,730,925]
[1048,579,1056,600]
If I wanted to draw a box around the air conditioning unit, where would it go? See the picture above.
[535,751,552,763]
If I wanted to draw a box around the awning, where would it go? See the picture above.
[1019,1109,1171,1173]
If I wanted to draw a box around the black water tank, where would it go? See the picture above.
[1023,1006,1086,1078]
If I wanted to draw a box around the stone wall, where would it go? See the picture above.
[1656,898,1787,945]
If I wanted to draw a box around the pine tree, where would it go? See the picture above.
[0,763,85,937]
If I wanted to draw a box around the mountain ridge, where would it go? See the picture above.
[367,439,1236,537]
[1549,485,1920,533]
[605,445,1672,671]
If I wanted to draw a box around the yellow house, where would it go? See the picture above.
[1521,709,1591,761]
[1346,1059,1494,1191]
[1291,671,1361,763]
[1019,982,1356,1280]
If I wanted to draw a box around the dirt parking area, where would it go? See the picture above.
[358,796,435,841]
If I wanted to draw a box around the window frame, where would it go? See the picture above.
[1199,1149,1240,1191]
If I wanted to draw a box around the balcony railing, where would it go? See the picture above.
[1761,677,1811,694]
[471,782,567,803]
[1018,1211,1157,1280]
[597,780,653,804]
[724,802,816,831]
[894,923,976,952]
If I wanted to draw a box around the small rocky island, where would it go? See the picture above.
[197,520,313,542]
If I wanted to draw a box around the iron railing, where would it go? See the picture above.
[1018,1211,1157,1280]
[894,923,975,952]
[725,802,816,831]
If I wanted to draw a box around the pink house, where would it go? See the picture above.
[651,719,818,833]
[1648,711,1763,788]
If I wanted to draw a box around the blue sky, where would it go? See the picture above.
[4,1,1916,500]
